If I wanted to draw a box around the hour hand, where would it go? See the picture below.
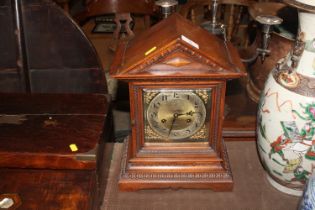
[168,114,177,137]
[168,112,183,136]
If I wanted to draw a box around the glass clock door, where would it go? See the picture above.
[143,88,212,143]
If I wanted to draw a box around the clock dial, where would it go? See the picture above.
[145,90,208,140]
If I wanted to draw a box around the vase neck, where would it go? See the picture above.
[294,11,315,77]
[299,11,315,40]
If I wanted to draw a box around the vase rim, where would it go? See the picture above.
[284,0,315,12]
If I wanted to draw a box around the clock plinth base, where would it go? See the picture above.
[118,136,233,191]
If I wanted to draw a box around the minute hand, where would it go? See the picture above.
[186,111,202,116]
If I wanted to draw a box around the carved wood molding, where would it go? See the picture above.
[119,137,233,181]
[123,41,231,76]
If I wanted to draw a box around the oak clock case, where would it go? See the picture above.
[144,88,210,143]
[110,14,245,191]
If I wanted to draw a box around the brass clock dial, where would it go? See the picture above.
[146,90,207,140]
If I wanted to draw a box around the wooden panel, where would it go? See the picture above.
[0,93,110,169]
[0,93,111,209]
[0,115,103,169]
[0,169,97,210]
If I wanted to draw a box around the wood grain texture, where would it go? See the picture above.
[0,169,97,210]
[0,93,112,209]
[0,93,109,115]
[0,94,109,170]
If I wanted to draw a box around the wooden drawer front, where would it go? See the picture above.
[0,169,98,210]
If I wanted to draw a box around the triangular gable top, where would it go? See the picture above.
[111,13,245,80]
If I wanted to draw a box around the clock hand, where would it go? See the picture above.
[168,113,179,137]
[168,111,198,137]
[185,111,202,116]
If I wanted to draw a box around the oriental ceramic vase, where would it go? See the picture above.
[257,0,315,196]
[299,172,315,210]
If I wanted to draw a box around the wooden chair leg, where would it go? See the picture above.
[110,13,135,51]
[227,5,235,41]
[113,13,135,40]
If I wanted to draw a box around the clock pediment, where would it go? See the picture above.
[122,47,236,77]
[110,13,245,80]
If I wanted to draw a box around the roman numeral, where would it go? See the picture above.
[153,102,161,108]
[150,112,157,119]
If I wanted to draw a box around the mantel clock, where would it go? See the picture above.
[110,14,245,191]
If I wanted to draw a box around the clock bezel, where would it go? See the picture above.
[129,80,226,158]
[144,89,209,142]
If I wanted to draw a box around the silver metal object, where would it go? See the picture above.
[155,0,178,19]
[257,15,283,62]
[242,15,283,63]
[201,0,224,36]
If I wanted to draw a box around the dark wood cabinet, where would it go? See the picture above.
[0,93,112,210]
